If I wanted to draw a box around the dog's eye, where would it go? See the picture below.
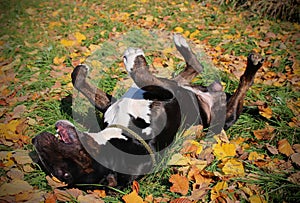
[63,172,71,180]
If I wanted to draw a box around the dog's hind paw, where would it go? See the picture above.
[123,47,145,73]
[71,64,89,88]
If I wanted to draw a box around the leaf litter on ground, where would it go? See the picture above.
[0,0,299,202]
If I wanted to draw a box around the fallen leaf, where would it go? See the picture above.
[222,158,244,176]
[249,195,267,203]
[75,32,86,44]
[258,105,273,119]
[0,179,33,196]
[168,153,190,166]
[53,56,66,65]
[278,139,295,156]
[213,142,236,160]
[174,26,184,33]
[265,143,278,155]
[253,126,275,140]
[61,39,74,47]
[169,174,189,195]
[210,181,228,201]
[288,172,300,184]
[12,104,26,119]
[170,197,192,203]
[77,194,104,203]
[7,168,24,180]
[132,180,140,193]
[291,153,300,166]
[248,151,265,161]
[15,191,32,202]
[293,144,300,153]
[12,150,33,165]
[122,191,143,203]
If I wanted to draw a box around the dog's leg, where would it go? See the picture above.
[224,52,264,129]
[173,34,204,84]
[71,64,114,113]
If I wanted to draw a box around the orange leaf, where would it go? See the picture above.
[132,180,140,193]
[169,174,189,195]
[122,191,143,203]
[278,139,295,156]
[170,197,192,203]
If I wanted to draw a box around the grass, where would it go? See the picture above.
[0,0,299,202]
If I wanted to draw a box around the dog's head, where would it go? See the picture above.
[32,120,106,185]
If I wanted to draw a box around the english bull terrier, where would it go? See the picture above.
[32,34,264,187]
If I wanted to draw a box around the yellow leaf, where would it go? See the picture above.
[0,120,22,142]
[249,195,267,203]
[183,30,190,38]
[53,56,66,65]
[211,181,228,200]
[168,153,190,166]
[222,158,244,176]
[213,143,236,160]
[278,139,295,156]
[189,30,199,39]
[61,39,74,47]
[248,151,264,161]
[49,21,62,29]
[75,32,86,43]
[174,26,184,33]
[258,105,272,119]
[122,191,143,203]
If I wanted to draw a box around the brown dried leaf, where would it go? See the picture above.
[265,143,278,155]
[12,150,33,165]
[291,153,300,166]
[288,172,300,185]
[77,194,104,203]
[278,139,295,157]
[293,144,300,153]
[12,105,26,119]
[169,174,189,195]
[0,179,33,196]
[7,168,24,180]
[253,126,275,140]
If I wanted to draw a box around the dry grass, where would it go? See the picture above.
[216,0,300,22]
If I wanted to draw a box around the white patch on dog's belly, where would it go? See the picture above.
[87,128,127,145]
[104,95,153,135]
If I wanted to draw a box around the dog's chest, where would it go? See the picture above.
[104,85,153,135]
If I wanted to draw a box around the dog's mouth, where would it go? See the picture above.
[54,120,79,144]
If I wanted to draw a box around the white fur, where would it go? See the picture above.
[181,85,213,110]
[123,47,145,73]
[87,128,127,145]
[104,98,152,127]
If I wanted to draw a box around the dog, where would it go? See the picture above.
[32,34,264,187]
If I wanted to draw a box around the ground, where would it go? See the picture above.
[0,0,299,202]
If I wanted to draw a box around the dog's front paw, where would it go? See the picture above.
[71,64,89,88]
[123,47,145,73]
[248,52,264,68]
